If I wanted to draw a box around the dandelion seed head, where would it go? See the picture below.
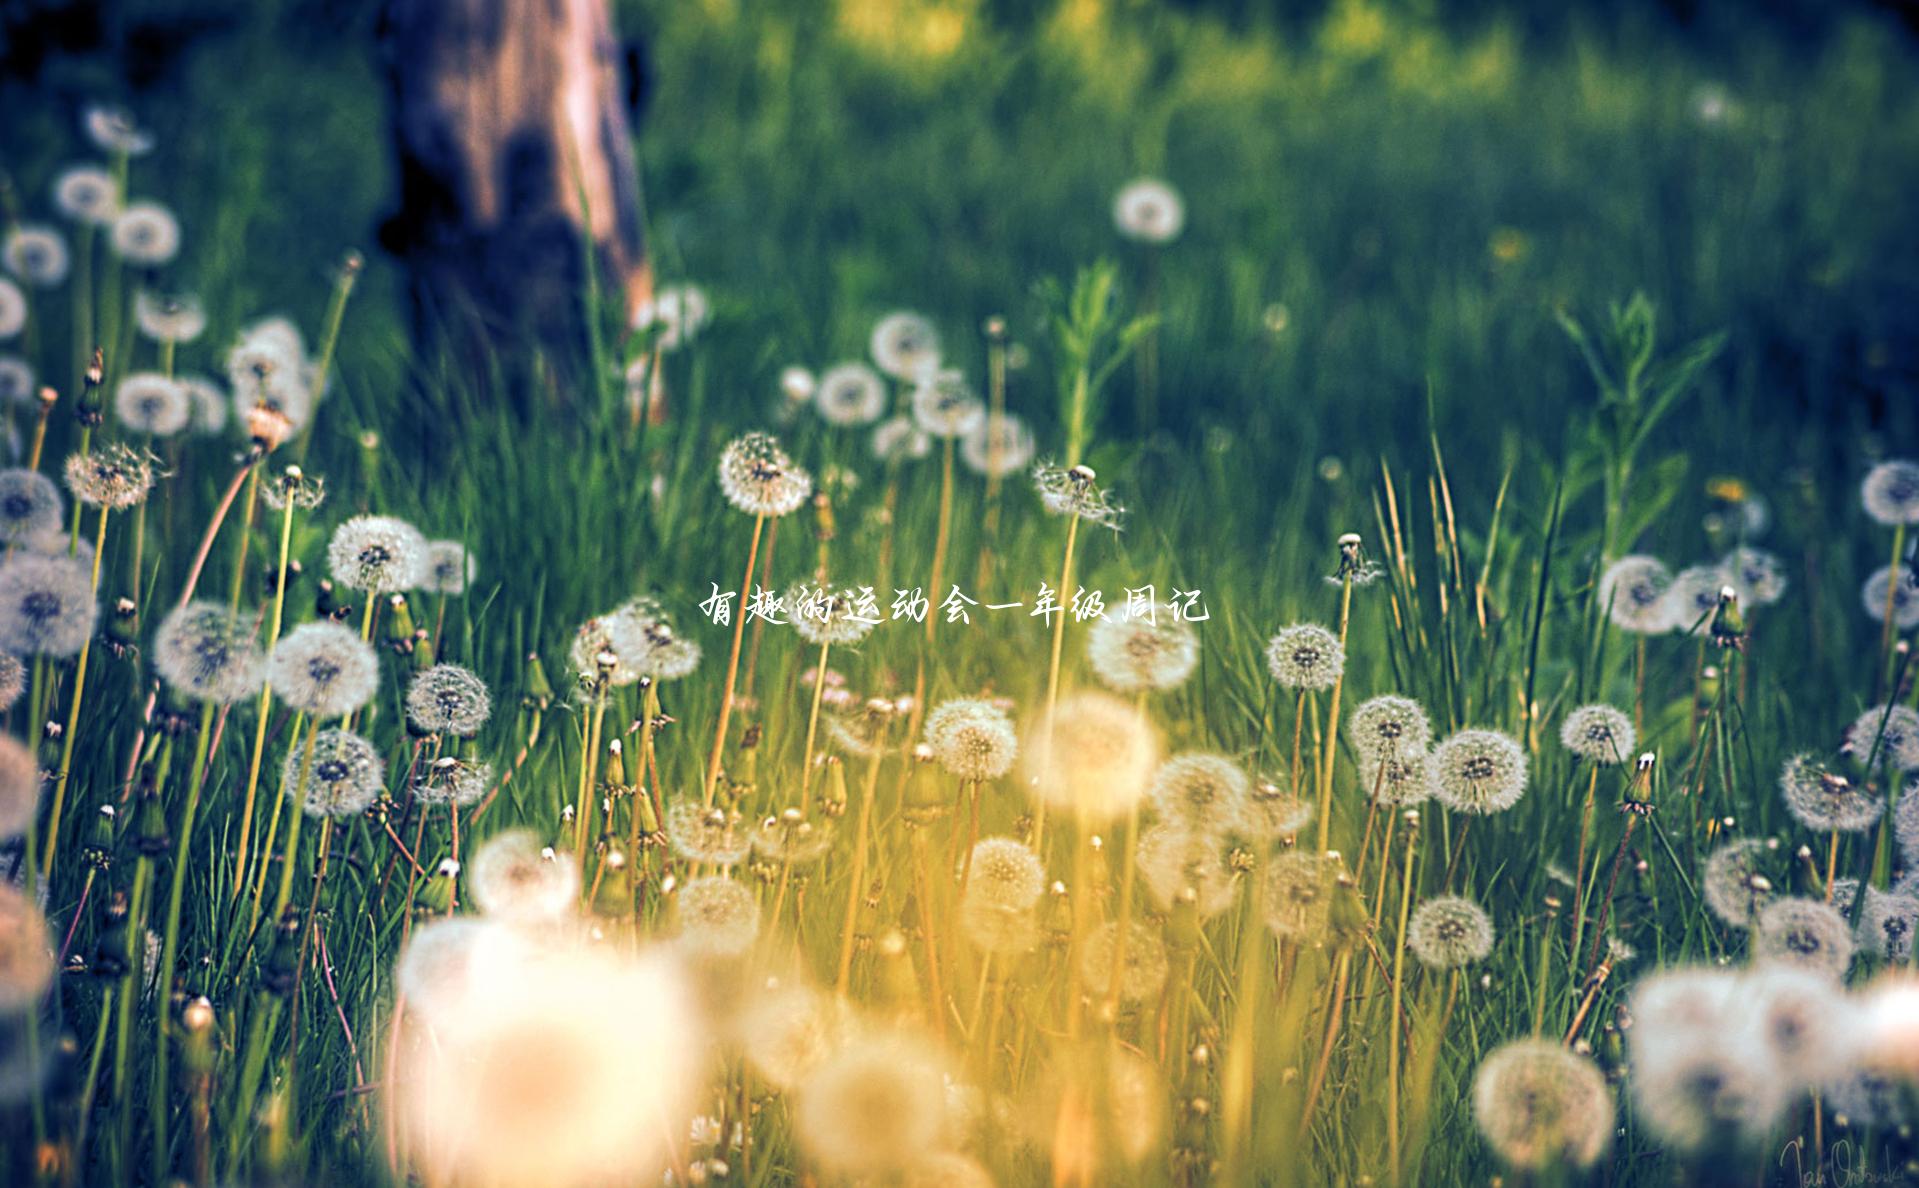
[1471,1039,1613,1171]
[1085,605,1197,694]
[83,105,153,154]
[1824,1068,1909,1129]
[957,895,1042,955]
[268,621,379,718]
[1262,851,1336,938]
[1022,690,1158,823]
[414,757,490,807]
[328,515,426,593]
[0,655,23,715]
[1407,895,1495,969]
[631,283,709,350]
[0,554,97,657]
[153,600,265,704]
[52,166,118,225]
[1664,564,1729,634]
[813,362,887,427]
[1735,966,1857,1086]
[1599,555,1674,633]
[960,412,1036,479]
[1350,695,1433,764]
[735,984,854,1089]
[1722,546,1788,606]
[750,811,833,864]
[0,470,63,545]
[1136,822,1239,918]
[285,729,383,818]
[113,372,191,437]
[0,282,22,342]
[960,837,1045,911]
[1362,749,1432,808]
[925,698,1019,782]
[3,226,69,287]
[419,540,475,596]
[1629,1028,1787,1151]
[872,413,933,463]
[675,876,761,958]
[1429,728,1528,815]
[1702,837,1775,927]
[910,370,984,439]
[1147,752,1253,837]
[227,337,312,435]
[405,664,492,737]
[132,290,206,344]
[1031,461,1124,529]
[718,431,812,517]
[1113,177,1185,243]
[466,829,578,923]
[1862,565,1919,630]
[795,1031,951,1174]
[665,801,751,865]
[1753,897,1854,980]
[788,582,879,647]
[1559,703,1636,765]
[1896,780,1919,866]
[64,444,155,510]
[0,883,54,1013]
[1779,753,1882,833]
[1843,705,1919,772]
[109,201,180,266]
[0,357,32,406]
[1265,623,1344,691]
[1862,460,1919,526]
[1857,887,1919,963]
[1077,919,1169,1003]
[870,311,942,381]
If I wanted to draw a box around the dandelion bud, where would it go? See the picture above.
[133,780,170,857]
[35,386,56,412]
[80,804,115,870]
[262,910,303,998]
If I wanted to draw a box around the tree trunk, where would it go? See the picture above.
[380,0,649,404]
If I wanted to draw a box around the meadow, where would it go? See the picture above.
[0,0,1918,1184]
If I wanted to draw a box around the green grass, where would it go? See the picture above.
[1,1,1917,1184]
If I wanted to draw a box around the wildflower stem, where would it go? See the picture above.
[1316,571,1355,852]
[177,457,257,608]
[798,636,831,812]
[234,485,298,897]
[152,697,217,1183]
[41,503,111,881]
[274,718,319,918]
[705,513,765,805]
[836,732,888,994]
[1387,816,1419,1185]
[226,464,262,613]
[1882,523,1907,699]
[1032,510,1083,853]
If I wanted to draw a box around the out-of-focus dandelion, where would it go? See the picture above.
[674,876,762,958]
[286,728,383,817]
[267,620,379,718]
[664,801,751,865]
[631,283,710,350]
[328,515,426,593]
[1843,705,1919,771]
[405,664,491,736]
[964,837,1046,910]
[814,362,887,427]
[870,311,941,381]
[1559,703,1636,765]
[53,166,118,225]
[132,291,206,344]
[793,1031,951,1176]
[0,470,64,544]
[1136,823,1239,917]
[1598,555,1675,633]
[1862,565,1919,629]
[1628,1030,1786,1152]
[1702,837,1775,926]
[1112,177,1185,244]
[153,600,265,704]
[960,411,1036,479]
[1086,604,1198,694]
[3,226,70,287]
[0,284,23,342]
[872,413,933,462]
[0,736,40,838]
[1663,564,1727,634]
[0,883,54,1012]
[1862,460,1919,526]
[910,370,984,439]
[83,105,154,154]
[0,656,24,715]
[1078,919,1169,1002]
[1428,729,1528,814]
[1265,623,1344,691]
[420,540,475,595]
[465,830,577,922]
[1407,895,1494,968]
[1753,897,1854,980]
[1146,752,1253,837]
[1721,546,1787,606]
[113,373,190,436]
[1779,753,1882,832]
[0,554,97,657]
[109,201,180,266]
[1856,887,1919,962]
[1022,690,1159,823]
[1471,1039,1613,1171]
[1262,850,1335,938]
[0,358,32,406]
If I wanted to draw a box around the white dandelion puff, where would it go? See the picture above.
[1862,460,1919,526]
[1112,177,1186,244]
[267,621,380,718]
[1085,604,1198,694]
[3,226,69,287]
[0,554,97,657]
[718,431,812,517]
[814,362,888,427]
[466,829,578,923]
[870,311,942,381]
[109,201,180,266]
[113,372,191,437]
[285,729,383,818]
[1428,729,1528,815]
[1265,623,1344,691]
[152,600,265,704]
[1559,703,1636,765]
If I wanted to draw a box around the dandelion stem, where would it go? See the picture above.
[1032,511,1083,853]
[234,485,299,897]
[41,503,111,881]
[152,698,217,1184]
[798,637,831,812]
[1316,570,1356,852]
[836,732,888,994]
[705,513,765,805]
